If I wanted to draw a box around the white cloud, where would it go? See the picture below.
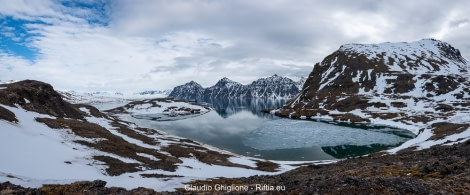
[0,0,469,92]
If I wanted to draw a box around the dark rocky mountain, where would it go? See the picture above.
[168,81,205,100]
[275,39,470,124]
[203,77,247,99]
[247,74,300,99]
[169,74,302,100]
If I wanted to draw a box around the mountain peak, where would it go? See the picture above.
[339,39,441,54]
[220,77,233,82]
[277,38,470,124]
[187,80,202,86]
[215,77,240,88]
[332,39,468,75]
[338,39,464,62]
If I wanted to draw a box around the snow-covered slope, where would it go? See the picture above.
[0,80,301,191]
[58,90,129,105]
[59,89,172,103]
[133,89,172,98]
[169,75,301,100]
[107,98,212,121]
[275,39,470,152]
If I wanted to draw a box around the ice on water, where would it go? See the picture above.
[243,119,410,150]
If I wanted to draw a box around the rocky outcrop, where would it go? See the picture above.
[0,80,84,119]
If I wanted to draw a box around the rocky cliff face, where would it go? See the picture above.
[168,81,205,100]
[203,77,247,99]
[247,74,300,99]
[169,75,301,100]
[276,39,470,125]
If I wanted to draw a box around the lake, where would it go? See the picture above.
[118,98,415,161]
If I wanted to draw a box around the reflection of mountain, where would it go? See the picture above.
[321,144,391,159]
[201,98,286,118]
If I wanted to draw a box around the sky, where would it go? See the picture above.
[0,0,469,92]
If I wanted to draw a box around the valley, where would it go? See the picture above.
[1,39,470,194]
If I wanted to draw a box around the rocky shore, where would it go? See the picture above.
[2,139,469,194]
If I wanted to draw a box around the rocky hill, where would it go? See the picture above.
[169,74,302,100]
[275,38,470,151]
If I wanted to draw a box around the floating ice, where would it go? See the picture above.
[243,119,411,150]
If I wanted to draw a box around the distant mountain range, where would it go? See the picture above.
[61,89,172,99]
[169,74,306,100]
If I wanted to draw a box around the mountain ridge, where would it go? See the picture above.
[169,74,303,100]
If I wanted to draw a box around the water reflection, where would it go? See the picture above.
[126,98,413,161]
[321,144,391,158]
[200,98,286,118]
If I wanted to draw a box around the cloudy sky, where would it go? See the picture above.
[1,0,469,92]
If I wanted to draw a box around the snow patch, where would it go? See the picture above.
[227,157,257,168]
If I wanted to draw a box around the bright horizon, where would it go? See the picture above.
[1,0,469,92]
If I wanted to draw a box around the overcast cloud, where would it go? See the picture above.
[0,0,469,92]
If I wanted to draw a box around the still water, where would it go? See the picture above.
[124,98,414,161]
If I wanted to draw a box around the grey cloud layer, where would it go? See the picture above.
[0,0,469,91]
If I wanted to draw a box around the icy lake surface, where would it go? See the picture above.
[107,98,414,160]
[243,119,411,150]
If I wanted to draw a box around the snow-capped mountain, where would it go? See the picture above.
[247,74,300,99]
[295,76,307,90]
[274,38,470,151]
[134,89,172,96]
[203,77,246,98]
[58,89,172,103]
[168,81,205,100]
[169,75,301,100]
